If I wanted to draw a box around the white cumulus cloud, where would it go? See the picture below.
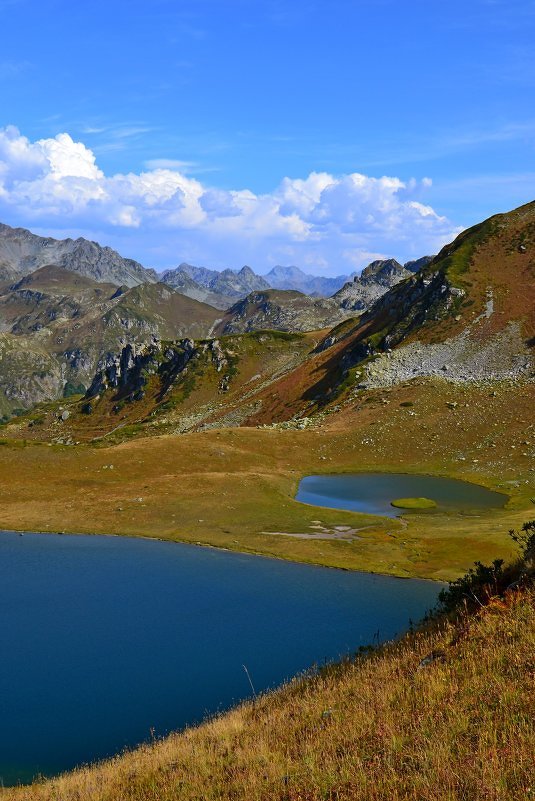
[0,126,461,273]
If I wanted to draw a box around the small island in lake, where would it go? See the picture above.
[391,497,438,510]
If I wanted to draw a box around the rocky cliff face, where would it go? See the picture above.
[0,222,156,286]
[84,336,232,410]
[85,339,194,403]
[333,259,412,311]
[317,203,535,393]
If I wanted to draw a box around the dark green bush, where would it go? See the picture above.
[435,520,535,615]
[63,381,86,398]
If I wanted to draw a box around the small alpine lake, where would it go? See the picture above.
[0,531,440,786]
[296,473,508,518]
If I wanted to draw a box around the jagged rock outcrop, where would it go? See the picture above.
[85,338,198,402]
[333,259,412,311]
[209,339,228,372]
[0,265,220,414]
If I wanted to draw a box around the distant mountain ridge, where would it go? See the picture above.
[263,265,351,296]
[161,259,432,306]
[0,220,432,308]
[178,263,270,297]
[0,222,156,287]
[163,262,350,299]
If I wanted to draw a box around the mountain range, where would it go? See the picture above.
[0,200,532,435]
[0,219,432,309]
[159,258,433,306]
[0,218,449,418]
[161,261,351,299]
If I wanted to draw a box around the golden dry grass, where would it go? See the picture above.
[4,586,534,801]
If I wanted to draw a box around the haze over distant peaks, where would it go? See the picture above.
[178,263,270,296]
[161,259,430,305]
[263,265,351,296]
[161,262,352,302]
[158,266,234,311]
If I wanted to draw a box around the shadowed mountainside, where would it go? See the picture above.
[0,265,220,416]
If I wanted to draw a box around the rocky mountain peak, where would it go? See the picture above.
[216,288,350,334]
[334,258,411,311]
[360,259,406,283]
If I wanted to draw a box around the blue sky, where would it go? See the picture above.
[0,0,534,274]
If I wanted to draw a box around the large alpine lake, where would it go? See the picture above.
[1,531,440,785]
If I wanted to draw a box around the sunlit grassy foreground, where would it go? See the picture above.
[4,582,534,800]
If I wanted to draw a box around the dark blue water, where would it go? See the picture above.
[296,473,507,517]
[0,531,439,785]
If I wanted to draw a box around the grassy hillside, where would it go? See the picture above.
[4,555,534,800]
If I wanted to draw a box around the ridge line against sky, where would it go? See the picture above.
[0,126,461,274]
[0,0,534,273]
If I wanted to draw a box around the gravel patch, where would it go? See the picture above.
[362,321,533,388]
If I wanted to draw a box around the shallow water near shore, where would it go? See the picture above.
[0,530,440,786]
[296,473,507,517]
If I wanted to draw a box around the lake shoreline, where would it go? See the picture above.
[0,527,445,583]
[0,425,526,582]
